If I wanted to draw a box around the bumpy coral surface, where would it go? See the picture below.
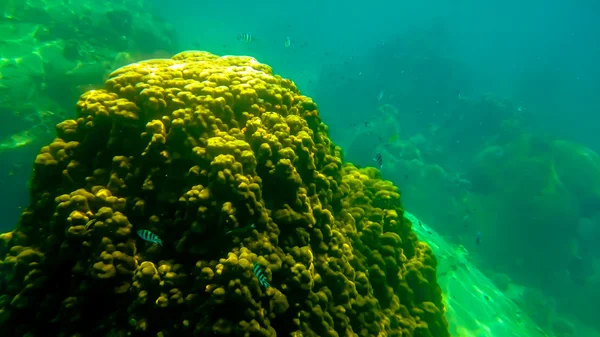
[0,51,449,337]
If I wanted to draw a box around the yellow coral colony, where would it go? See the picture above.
[0,51,450,337]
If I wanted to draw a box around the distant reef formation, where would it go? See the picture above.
[343,94,600,332]
[0,51,450,337]
[0,0,176,151]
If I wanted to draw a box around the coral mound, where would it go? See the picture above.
[0,51,449,337]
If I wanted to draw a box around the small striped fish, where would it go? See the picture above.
[237,33,254,43]
[253,262,270,289]
[284,36,291,48]
[137,229,163,246]
[374,152,383,170]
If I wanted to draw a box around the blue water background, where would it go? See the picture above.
[153,0,600,152]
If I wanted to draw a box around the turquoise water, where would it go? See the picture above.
[409,212,600,337]
[1,0,599,336]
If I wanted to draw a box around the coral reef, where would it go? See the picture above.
[345,94,600,333]
[0,51,449,336]
[467,135,600,330]
[0,0,177,236]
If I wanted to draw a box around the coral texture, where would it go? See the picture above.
[0,51,449,337]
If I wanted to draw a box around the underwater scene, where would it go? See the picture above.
[0,0,599,336]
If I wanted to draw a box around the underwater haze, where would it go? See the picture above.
[0,0,599,336]
[157,0,600,334]
[156,0,600,152]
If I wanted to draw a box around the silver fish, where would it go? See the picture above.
[225,223,256,236]
[85,219,97,230]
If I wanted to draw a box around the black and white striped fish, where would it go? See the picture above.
[137,229,163,246]
[253,262,270,289]
[237,33,254,43]
[374,152,384,170]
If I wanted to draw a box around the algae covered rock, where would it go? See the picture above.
[0,51,450,337]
